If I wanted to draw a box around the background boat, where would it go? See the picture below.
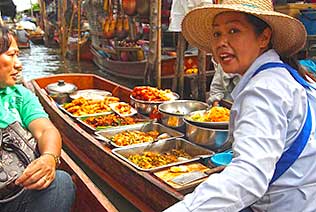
[17,41,31,49]
[66,38,93,61]
[29,33,44,45]
[91,47,214,97]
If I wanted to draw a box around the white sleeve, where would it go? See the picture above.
[208,65,225,104]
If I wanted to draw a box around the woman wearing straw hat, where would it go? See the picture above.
[164,0,316,211]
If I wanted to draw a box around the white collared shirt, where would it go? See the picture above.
[168,0,213,32]
[164,50,316,212]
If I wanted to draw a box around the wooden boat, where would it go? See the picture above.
[91,46,207,80]
[60,150,118,212]
[17,41,30,49]
[67,39,94,61]
[29,34,44,45]
[91,47,147,79]
[30,74,184,212]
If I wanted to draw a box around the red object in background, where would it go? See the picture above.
[122,0,137,16]
[149,108,162,120]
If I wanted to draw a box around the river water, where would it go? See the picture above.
[20,44,138,88]
[20,43,141,212]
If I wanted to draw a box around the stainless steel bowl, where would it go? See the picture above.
[184,119,229,151]
[184,110,229,130]
[130,93,179,115]
[158,100,209,128]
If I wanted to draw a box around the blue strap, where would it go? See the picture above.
[253,62,313,184]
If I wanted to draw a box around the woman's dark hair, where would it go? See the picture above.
[0,26,12,54]
[245,13,308,80]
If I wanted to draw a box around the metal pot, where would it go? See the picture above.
[158,100,209,128]
[130,92,180,115]
[46,80,77,104]
[184,119,229,152]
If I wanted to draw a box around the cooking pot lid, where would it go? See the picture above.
[46,80,77,94]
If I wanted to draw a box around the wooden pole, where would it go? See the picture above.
[41,0,48,46]
[30,0,34,17]
[197,50,207,101]
[63,3,76,58]
[172,33,186,97]
[144,0,157,86]
[0,13,3,26]
[38,0,44,30]
[57,0,62,55]
[156,0,161,88]
[60,0,68,59]
[77,0,81,62]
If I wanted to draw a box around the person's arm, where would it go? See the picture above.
[29,117,62,160]
[208,64,225,105]
[15,118,61,190]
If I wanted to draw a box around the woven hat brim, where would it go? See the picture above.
[181,5,307,56]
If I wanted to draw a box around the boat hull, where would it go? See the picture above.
[29,35,44,45]
[91,48,147,79]
[31,74,183,212]
[67,41,94,61]
[18,41,30,49]
[91,48,214,98]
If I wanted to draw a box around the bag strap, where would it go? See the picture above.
[253,62,313,184]
[6,121,39,158]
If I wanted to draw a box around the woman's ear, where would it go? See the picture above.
[259,27,272,49]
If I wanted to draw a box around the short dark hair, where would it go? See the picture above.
[0,26,12,54]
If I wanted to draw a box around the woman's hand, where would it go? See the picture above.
[15,154,56,190]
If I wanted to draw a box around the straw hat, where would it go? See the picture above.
[181,0,307,56]
[82,22,90,31]
[16,24,24,30]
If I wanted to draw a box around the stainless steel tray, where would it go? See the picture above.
[58,104,113,119]
[95,122,184,147]
[112,138,214,172]
[77,114,151,134]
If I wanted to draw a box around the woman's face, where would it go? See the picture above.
[0,36,22,88]
[210,12,271,75]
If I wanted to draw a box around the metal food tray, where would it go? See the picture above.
[77,114,151,134]
[58,104,113,119]
[112,138,214,172]
[95,122,184,148]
